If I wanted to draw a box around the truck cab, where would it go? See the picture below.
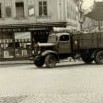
[48,33,71,54]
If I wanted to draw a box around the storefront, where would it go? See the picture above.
[0,22,66,61]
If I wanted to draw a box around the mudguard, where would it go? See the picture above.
[41,50,59,61]
[91,49,103,59]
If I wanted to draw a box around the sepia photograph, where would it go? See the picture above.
[0,0,103,103]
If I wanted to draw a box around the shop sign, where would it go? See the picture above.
[29,7,35,16]
[15,32,31,39]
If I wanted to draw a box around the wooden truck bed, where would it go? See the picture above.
[73,32,103,50]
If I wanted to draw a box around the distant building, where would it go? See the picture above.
[83,1,103,33]
[82,17,99,33]
[0,0,79,60]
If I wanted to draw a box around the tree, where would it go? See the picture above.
[76,0,84,31]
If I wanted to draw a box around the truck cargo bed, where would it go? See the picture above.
[73,32,103,50]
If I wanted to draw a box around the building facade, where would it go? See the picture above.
[0,0,79,60]
[66,0,79,30]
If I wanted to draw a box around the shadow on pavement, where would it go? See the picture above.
[40,62,98,70]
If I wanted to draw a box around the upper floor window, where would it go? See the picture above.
[5,7,12,17]
[0,3,2,18]
[39,1,48,16]
[15,2,24,17]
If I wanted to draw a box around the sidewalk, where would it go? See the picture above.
[0,60,33,68]
[0,60,33,64]
[0,59,83,66]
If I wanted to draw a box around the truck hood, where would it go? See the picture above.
[38,43,55,47]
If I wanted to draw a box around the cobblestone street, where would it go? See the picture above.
[0,61,103,103]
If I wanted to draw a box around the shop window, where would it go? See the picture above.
[15,2,24,17]
[39,1,48,16]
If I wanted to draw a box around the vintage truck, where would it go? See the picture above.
[33,32,103,68]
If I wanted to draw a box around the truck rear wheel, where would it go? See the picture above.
[34,56,44,68]
[45,54,57,68]
[81,55,93,64]
[95,51,103,64]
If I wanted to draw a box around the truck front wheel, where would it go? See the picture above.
[45,54,57,68]
[34,56,44,68]
[95,51,103,64]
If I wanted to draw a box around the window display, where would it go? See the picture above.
[0,39,14,58]
[14,32,31,58]
[0,32,32,60]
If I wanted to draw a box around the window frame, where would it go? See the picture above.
[15,2,25,18]
[38,0,48,16]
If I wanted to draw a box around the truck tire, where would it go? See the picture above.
[81,55,93,64]
[34,56,44,68]
[45,54,57,68]
[95,51,103,64]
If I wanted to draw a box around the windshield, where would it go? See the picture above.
[59,35,70,41]
[48,35,57,43]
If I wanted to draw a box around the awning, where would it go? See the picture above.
[85,2,103,20]
[0,22,67,32]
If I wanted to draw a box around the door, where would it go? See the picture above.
[58,34,71,54]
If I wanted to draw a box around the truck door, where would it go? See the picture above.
[58,34,71,54]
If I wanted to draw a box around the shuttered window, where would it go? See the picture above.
[39,2,42,16]
[43,1,47,15]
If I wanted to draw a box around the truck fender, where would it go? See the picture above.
[91,50,102,59]
[41,50,59,61]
